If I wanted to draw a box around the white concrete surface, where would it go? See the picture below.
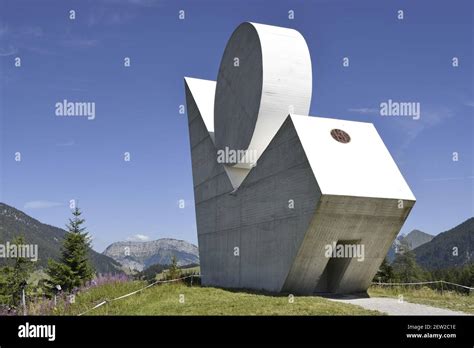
[184,22,416,295]
[184,77,216,140]
[291,115,416,200]
[214,22,312,167]
[184,77,251,189]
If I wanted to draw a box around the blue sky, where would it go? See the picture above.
[0,0,472,252]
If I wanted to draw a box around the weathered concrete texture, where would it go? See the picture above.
[283,195,414,294]
[187,80,320,292]
[185,75,415,294]
[184,22,415,295]
[185,77,251,189]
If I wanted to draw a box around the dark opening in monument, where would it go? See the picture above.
[314,240,361,294]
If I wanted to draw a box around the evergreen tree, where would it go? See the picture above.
[0,236,33,306]
[374,258,394,283]
[392,248,425,283]
[0,267,11,305]
[167,255,181,280]
[468,264,474,286]
[46,207,94,292]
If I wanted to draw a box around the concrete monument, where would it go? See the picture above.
[184,22,415,294]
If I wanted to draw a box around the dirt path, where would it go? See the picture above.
[328,297,469,315]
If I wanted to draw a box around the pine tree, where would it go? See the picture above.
[0,267,11,305]
[0,236,33,306]
[46,207,94,292]
[392,249,425,283]
[374,258,394,283]
[167,255,181,280]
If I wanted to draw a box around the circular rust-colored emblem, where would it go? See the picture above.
[330,129,351,143]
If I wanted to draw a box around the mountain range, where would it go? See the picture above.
[387,218,473,270]
[413,217,473,270]
[387,229,434,262]
[103,239,199,272]
[0,202,122,273]
[1,202,471,273]
[0,202,199,273]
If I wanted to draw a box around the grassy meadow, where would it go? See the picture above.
[21,273,472,316]
[368,285,473,314]
[33,280,381,316]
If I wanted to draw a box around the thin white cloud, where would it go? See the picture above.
[0,45,18,56]
[0,24,47,55]
[464,101,474,108]
[101,0,164,7]
[24,200,64,209]
[87,10,136,27]
[0,24,8,38]
[60,38,99,49]
[347,107,379,114]
[18,26,43,38]
[0,24,43,40]
[424,176,474,182]
[346,104,456,161]
[398,107,454,138]
[127,234,151,242]
[56,140,75,147]
[391,106,455,157]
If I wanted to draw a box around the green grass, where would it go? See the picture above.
[368,285,474,314]
[53,281,380,316]
[156,266,200,280]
